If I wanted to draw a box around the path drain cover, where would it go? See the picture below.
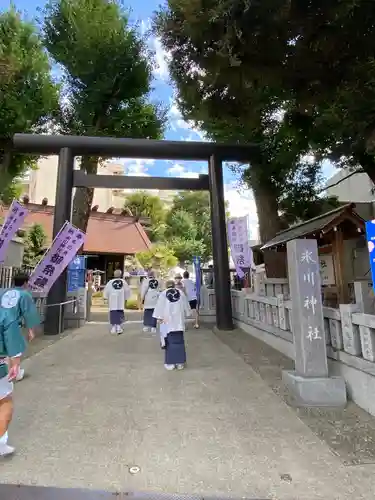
[129,465,141,474]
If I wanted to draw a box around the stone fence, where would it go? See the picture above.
[199,280,375,416]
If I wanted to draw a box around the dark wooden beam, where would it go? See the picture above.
[73,170,210,191]
[13,133,257,162]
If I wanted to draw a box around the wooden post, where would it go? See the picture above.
[332,227,349,304]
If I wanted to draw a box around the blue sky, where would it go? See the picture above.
[1,0,337,238]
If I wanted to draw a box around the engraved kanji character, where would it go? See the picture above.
[300,250,316,264]
[306,325,322,341]
[304,295,317,315]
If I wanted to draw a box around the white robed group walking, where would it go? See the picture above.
[153,279,191,370]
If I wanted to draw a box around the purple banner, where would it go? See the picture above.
[0,200,28,263]
[227,216,252,279]
[28,222,86,296]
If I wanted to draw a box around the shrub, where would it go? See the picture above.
[126,298,139,310]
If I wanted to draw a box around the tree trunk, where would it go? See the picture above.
[72,155,99,233]
[251,173,284,244]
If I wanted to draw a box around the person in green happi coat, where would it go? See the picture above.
[0,274,41,457]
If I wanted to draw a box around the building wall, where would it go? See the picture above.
[326,170,374,203]
[21,157,177,211]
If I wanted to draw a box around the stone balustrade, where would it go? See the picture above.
[199,279,375,415]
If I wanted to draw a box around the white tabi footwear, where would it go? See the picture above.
[143,327,150,332]
[15,368,25,382]
[176,364,185,370]
[164,364,175,371]
[151,327,157,333]
[110,326,117,335]
[116,325,123,334]
[0,444,15,457]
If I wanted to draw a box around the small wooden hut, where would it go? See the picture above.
[260,203,367,306]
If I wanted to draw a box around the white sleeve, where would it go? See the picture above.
[153,293,165,319]
[103,282,110,300]
[140,279,148,300]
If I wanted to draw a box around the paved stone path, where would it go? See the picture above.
[1,322,375,499]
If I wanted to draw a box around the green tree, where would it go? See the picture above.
[165,209,197,240]
[22,223,47,267]
[168,192,212,259]
[136,244,178,277]
[168,236,206,265]
[0,179,23,205]
[43,0,166,232]
[0,8,59,194]
[154,1,337,242]
[124,191,167,241]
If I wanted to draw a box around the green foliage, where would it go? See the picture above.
[22,223,47,267]
[125,298,139,310]
[168,236,206,264]
[154,0,345,242]
[0,180,23,204]
[136,244,178,276]
[0,8,59,190]
[42,0,166,231]
[167,192,212,261]
[165,209,197,240]
[124,191,167,241]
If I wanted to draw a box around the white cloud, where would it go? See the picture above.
[125,159,151,177]
[167,163,200,178]
[224,182,259,240]
[168,97,208,141]
[167,164,185,175]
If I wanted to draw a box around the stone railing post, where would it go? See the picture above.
[282,239,347,407]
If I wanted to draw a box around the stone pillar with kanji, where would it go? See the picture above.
[282,239,347,407]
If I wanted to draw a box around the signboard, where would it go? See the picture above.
[365,220,375,293]
[227,216,253,278]
[193,256,201,307]
[0,200,28,263]
[319,254,335,285]
[67,255,86,292]
[29,222,86,296]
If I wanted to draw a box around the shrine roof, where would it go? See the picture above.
[1,203,152,255]
[261,203,366,251]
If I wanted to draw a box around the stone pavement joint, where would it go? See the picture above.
[1,322,375,499]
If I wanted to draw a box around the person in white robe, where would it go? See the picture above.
[103,269,131,335]
[140,270,161,333]
[153,279,191,370]
[182,270,199,329]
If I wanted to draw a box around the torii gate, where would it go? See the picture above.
[10,133,257,333]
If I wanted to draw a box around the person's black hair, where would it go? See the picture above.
[209,264,213,269]
[183,271,189,279]
[13,273,30,287]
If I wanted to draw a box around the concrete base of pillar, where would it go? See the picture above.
[282,370,347,408]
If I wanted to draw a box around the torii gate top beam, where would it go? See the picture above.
[12,133,257,162]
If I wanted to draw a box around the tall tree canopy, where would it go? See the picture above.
[167,192,213,262]
[125,190,213,262]
[43,0,166,232]
[124,191,167,241]
[0,8,58,198]
[154,0,342,242]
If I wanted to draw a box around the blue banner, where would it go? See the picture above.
[365,220,375,292]
[67,255,86,292]
[193,256,201,307]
